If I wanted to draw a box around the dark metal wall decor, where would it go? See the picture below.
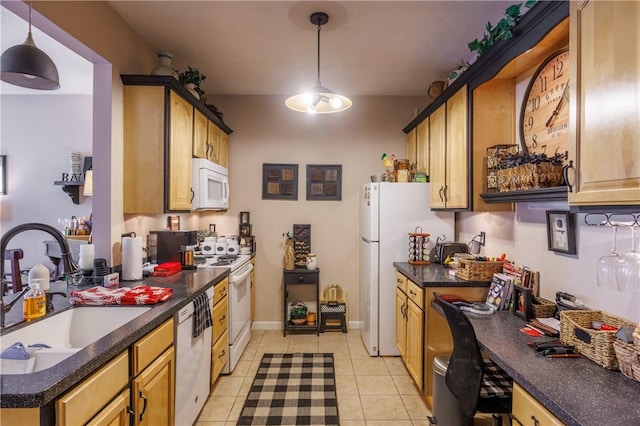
[306,164,342,201]
[262,163,299,200]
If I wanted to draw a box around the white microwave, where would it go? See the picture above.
[192,158,229,210]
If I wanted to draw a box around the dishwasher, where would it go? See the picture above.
[175,287,214,426]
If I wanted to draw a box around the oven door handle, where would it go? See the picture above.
[230,263,253,285]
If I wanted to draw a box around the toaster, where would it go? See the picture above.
[434,241,469,264]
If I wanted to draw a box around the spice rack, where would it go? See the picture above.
[408,227,431,265]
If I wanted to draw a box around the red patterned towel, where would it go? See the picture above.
[70,285,173,305]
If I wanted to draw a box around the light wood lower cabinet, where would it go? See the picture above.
[132,347,175,426]
[512,383,563,426]
[86,389,130,426]
[250,261,256,324]
[212,277,229,385]
[396,273,424,390]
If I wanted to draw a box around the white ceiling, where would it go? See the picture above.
[2,1,518,97]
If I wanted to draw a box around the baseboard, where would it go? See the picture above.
[251,321,363,330]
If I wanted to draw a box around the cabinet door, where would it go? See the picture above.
[406,127,417,171]
[193,108,208,159]
[395,287,407,359]
[416,118,430,175]
[250,265,256,324]
[218,131,229,168]
[445,86,469,209]
[87,389,131,426]
[212,295,228,344]
[207,120,220,164]
[212,330,229,385]
[132,347,175,426]
[168,91,194,211]
[406,299,424,390]
[512,383,563,425]
[568,1,640,206]
[429,104,447,208]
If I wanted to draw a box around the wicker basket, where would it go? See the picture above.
[634,324,640,352]
[455,255,505,281]
[613,340,640,381]
[496,162,564,192]
[560,310,636,369]
[531,296,556,318]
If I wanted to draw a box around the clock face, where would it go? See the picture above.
[520,49,570,156]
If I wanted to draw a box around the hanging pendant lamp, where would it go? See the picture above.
[1,2,60,90]
[285,12,351,114]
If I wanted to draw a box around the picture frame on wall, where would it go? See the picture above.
[262,163,298,200]
[546,210,576,254]
[239,211,250,224]
[239,224,252,237]
[306,164,342,201]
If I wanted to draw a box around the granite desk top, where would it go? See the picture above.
[394,262,491,288]
[0,268,229,408]
[465,310,640,426]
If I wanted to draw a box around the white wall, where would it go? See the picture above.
[0,95,93,270]
[195,94,425,326]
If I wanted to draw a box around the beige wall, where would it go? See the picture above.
[202,95,424,326]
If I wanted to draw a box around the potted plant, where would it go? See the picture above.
[289,301,308,324]
[178,66,206,98]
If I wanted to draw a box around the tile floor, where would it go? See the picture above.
[194,329,434,426]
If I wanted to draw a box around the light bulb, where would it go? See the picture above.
[330,97,343,109]
[307,104,317,114]
[302,93,313,106]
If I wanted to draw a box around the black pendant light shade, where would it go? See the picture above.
[1,3,60,90]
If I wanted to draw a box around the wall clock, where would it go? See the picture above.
[520,48,570,156]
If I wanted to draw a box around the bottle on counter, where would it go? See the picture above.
[70,216,78,235]
[23,280,46,320]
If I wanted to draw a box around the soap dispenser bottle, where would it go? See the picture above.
[23,280,46,320]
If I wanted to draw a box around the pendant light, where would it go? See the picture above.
[285,12,351,114]
[1,2,60,90]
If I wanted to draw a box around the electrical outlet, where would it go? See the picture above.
[479,231,486,247]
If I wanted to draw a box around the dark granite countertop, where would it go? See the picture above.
[464,310,640,426]
[394,262,491,288]
[0,268,229,408]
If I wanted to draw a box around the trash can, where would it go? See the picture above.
[429,355,472,426]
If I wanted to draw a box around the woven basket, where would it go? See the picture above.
[613,340,640,381]
[497,162,564,192]
[633,364,640,382]
[531,296,556,318]
[634,323,640,352]
[560,310,636,370]
[455,256,505,281]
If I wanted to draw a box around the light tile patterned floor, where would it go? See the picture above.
[194,329,432,426]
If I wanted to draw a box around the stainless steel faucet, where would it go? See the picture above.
[1,223,80,328]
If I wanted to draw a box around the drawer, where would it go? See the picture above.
[396,271,408,293]
[406,280,424,310]
[214,277,228,303]
[211,330,228,385]
[212,295,228,343]
[284,270,319,285]
[132,318,174,376]
[512,383,563,426]
[56,351,129,426]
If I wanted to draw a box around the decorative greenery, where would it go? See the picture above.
[289,302,308,319]
[283,231,293,240]
[468,0,537,57]
[178,66,206,87]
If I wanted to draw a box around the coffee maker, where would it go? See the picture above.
[148,230,197,264]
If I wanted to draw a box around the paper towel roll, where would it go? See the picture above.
[79,244,95,270]
[122,237,143,280]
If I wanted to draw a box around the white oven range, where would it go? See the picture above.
[197,254,252,374]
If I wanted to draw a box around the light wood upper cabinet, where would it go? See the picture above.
[429,87,468,209]
[416,118,430,176]
[568,0,640,206]
[207,120,220,164]
[193,108,208,159]
[123,86,192,213]
[168,92,194,211]
[218,131,230,168]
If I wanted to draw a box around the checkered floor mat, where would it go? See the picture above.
[237,353,339,425]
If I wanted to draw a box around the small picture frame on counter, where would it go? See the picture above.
[167,215,180,231]
[546,210,576,255]
[239,211,250,224]
[239,224,252,237]
[511,284,533,321]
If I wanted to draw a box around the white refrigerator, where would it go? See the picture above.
[359,182,455,356]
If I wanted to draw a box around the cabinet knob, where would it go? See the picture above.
[298,276,304,283]
[531,415,540,426]
[139,390,148,422]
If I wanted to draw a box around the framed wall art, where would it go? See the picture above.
[306,164,342,201]
[239,211,250,224]
[546,210,576,254]
[262,163,298,200]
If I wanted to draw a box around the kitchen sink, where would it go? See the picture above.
[1,306,151,374]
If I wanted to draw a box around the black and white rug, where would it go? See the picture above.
[237,353,339,425]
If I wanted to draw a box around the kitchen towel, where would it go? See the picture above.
[192,292,213,338]
[70,285,173,305]
[120,285,173,305]
[122,236,143,281]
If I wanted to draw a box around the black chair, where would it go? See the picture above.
[3,249,25,294]
[434,292,513,426]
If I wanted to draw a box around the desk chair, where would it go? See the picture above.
[3,249,25,294]
[434,292,513,426]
